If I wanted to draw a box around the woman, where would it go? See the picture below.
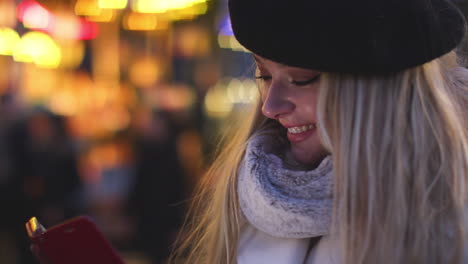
[172,0,468,263]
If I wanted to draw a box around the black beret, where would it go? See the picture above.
[228,0,467,74]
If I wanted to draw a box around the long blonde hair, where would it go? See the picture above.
[318,52,468,264]
[170,52,468,264]
[170,102,268,263]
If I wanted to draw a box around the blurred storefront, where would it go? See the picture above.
[0,0,257,263]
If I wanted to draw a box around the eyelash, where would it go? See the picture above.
[291,75,321,86]
[255,75,272,81]
[255,75,321,86]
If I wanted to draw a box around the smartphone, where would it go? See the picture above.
[25,216,125,264]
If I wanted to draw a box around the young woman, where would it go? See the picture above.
[171,0,468,263]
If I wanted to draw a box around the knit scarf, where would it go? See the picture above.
[238,131,333,239]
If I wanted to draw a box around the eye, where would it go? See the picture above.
[291,74,321,86]
[255,75,272,81]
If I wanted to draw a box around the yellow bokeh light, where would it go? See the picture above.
[58,40,85,69]
[123,12,158,31]
[132,0,169,13]
[217,34,249,52]
[171,0,191,9]
[13,31,61,68]
[0,27,20,56]
[166,2,208,21]
[217,34,230,49]
[190,2,208,15]
[225,78,257,103]
[204,81,233,118]
[229,36,247,52]
[128,56,161,86]
[20,65,57,103]
[75,0,101,16]
[85,9,116,22]
[132,0,207,14]
[98,0,127,9]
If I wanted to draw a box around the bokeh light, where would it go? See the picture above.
[0,27,20,56]
[13,31,61,68]
[17,0,52,30]
[123,12,159,31]
[98,0,128,9]
[204,80,234,118]
[128,56,162,87]
[132,0,209,19]
[0,0,17,28]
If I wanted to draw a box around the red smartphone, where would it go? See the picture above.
[25,216,125,264]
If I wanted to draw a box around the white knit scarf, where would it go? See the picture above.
[238,131,333,238]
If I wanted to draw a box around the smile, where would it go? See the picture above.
[287,124,316,134]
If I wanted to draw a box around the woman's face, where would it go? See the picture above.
[255,55,328,167]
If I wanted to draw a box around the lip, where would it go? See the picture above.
[281,123,316,143]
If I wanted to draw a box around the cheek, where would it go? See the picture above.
[295,90,319,118]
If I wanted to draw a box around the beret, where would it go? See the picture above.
[228,0,467,74]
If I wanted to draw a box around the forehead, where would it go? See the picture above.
[253,55,320,74]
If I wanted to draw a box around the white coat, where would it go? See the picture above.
[238,224,339,264]
[238,221,468,264]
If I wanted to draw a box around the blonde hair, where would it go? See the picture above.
[170,102,268,263]
[318,52,468,264]
[170,52,468,264]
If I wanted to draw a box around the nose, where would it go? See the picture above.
[261,81,295,119]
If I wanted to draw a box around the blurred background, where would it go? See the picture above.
[0,0,257,263]
[0,0,466,263]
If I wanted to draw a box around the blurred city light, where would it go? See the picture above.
[132,0,208,18]
[51,13,80,39]
[0,27,20,56]
[85,9,116,22]
[168,2,208,20]
[17,0,99,40]
[175,25,211,57]
[217,34,247,52]
[204,80,234,118]
[98,0,128,9]
[123,12,159,31]
[132,0,169,13]
[128,56,162,87]
[20,64,56,102]
[226,78,258,104]
[77,20,99,40]
[75,0,102,16]
[155,85,196,111]
[48,88,80,116]
[0,0,17,27]
[218,14,233,36]
[17,0,52,30]
[217,15,248,52]
[58,40,85,69]
[13,31,61,68]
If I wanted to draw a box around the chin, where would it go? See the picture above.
[291,143,328,167]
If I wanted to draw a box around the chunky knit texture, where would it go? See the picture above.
[238,132,333,238]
